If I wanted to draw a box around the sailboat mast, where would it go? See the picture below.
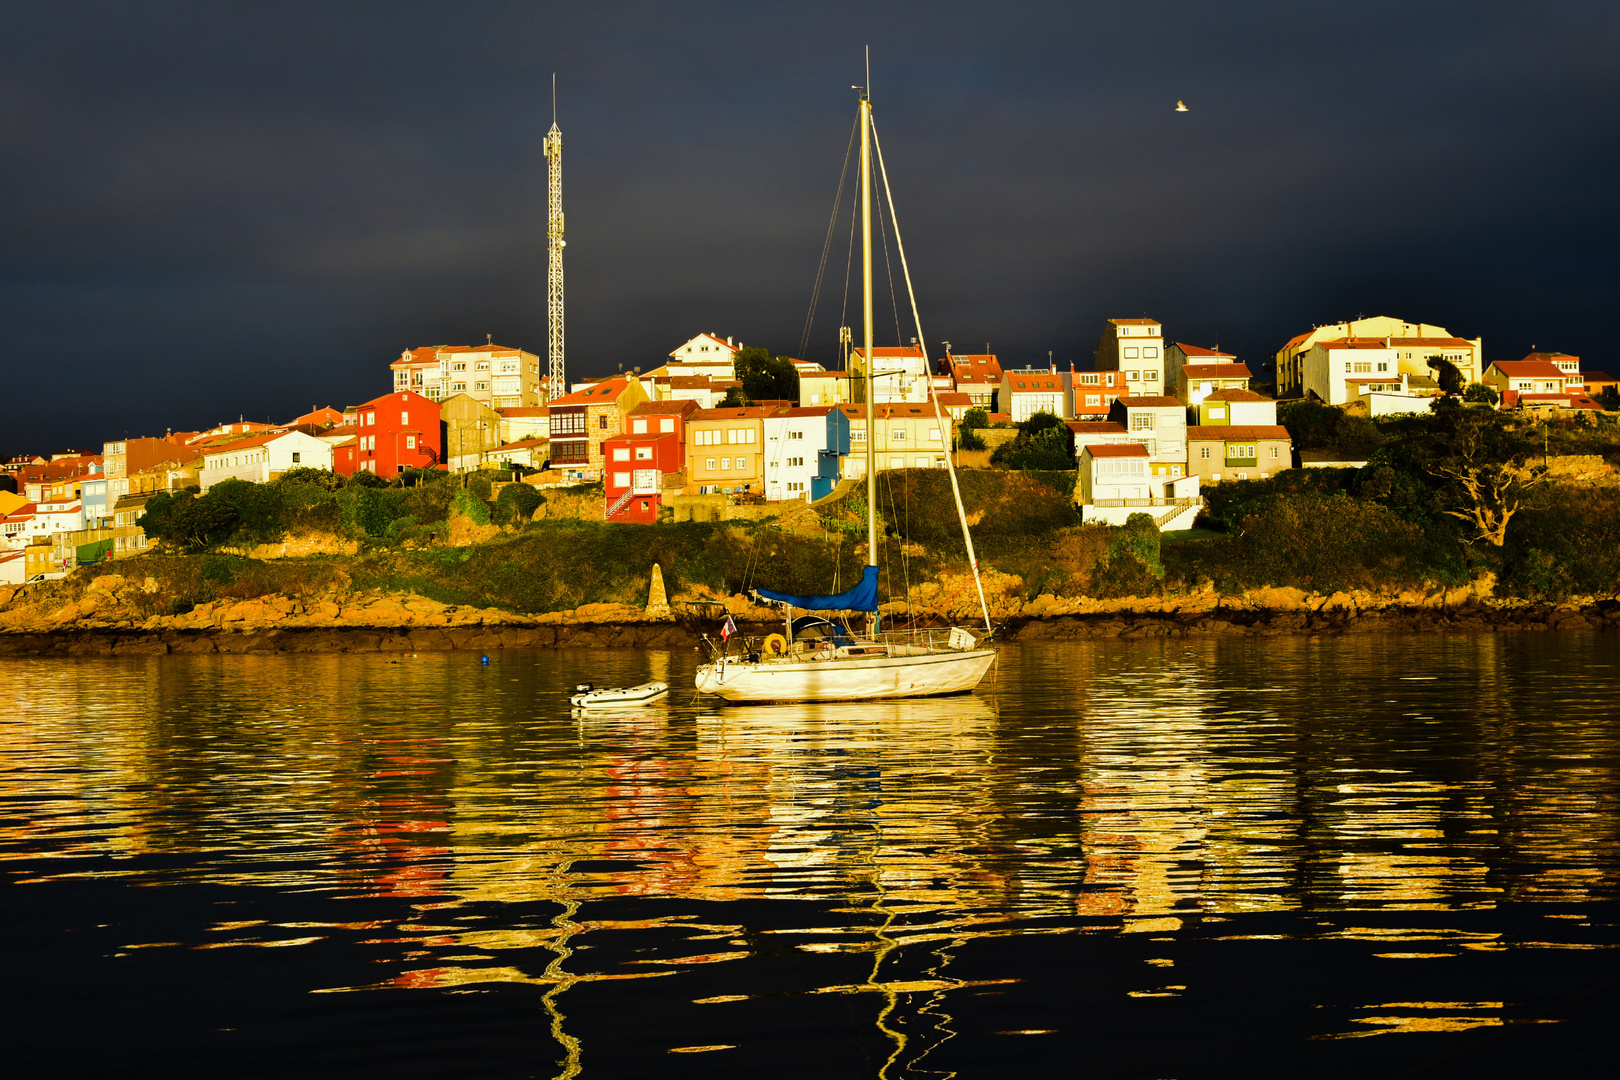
[860,95,876,567]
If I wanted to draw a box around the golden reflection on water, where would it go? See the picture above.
[3,634,1619,1070]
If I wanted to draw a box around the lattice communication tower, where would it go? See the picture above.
[543,117,564,403]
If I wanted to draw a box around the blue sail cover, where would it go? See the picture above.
[755,565,879,612]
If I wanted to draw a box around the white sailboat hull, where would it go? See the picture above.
[695,647,996,703]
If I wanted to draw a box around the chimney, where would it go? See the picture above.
[727,336,734,347]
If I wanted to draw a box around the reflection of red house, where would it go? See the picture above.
[339,391,443,476]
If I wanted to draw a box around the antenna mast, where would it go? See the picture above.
[543,75,565,403]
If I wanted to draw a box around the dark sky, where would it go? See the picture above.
[4,1,1618,452]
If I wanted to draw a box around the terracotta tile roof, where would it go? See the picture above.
[853,345,926,359]
[1115,395,1182,408]
[360,389,437,409]
[202,431,300,454]
[1390,336,1475,348]
[1066,421,1128,434]
[548,378,633,407]
[1173,343,1235,359]
[689,407,778,421]
[1488,360,1566,379]
[1109,318,1161,326]
[775,406,836,418]
[629,399,700,416]
[1187,425,1292,441]
[491,438,548,452]
[1182,363,1252,380]
[668,375,739,390]
[1202,388,1271,402]
[497,406,550,417]
[1084,443,1149,457]
[1320,339,1392,350]
[933,392,974,406]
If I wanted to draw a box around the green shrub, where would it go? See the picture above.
[450,487,491,526]
[494,482,543,526]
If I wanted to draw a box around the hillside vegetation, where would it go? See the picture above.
[66,406,1620,620]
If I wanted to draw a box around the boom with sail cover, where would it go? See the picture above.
[754,566,879,612]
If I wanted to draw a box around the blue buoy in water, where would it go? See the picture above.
[480,655,490,665]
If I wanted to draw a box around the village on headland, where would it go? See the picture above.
[3,312,1620,649]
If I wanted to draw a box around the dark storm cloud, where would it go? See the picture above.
[2,1,1618,450]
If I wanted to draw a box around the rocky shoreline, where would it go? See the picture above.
[1,586,1614,657]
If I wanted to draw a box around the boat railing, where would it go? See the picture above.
[870,625,982,652]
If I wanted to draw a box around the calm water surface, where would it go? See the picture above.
[4,635,1618,1077]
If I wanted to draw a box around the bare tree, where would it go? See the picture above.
[1427,425,1546,546]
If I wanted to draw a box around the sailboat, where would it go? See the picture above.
[694,79,997,703]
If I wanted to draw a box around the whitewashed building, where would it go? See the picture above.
[1301,339,1400,406]
[763,406,835,502]
[851,345,931,404]
[199,430,335,492]
[1000,369,1074,422]
[1108,396,1187,475]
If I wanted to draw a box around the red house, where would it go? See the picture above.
[339,391,443,476]
[600,401,696,522]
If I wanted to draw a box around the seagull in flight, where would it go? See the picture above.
[1175,99,1189,112]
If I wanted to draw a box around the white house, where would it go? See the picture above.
[763,406,833,502]
[852,345,931,404]
[31,499,85,538]
[1078,443,1150,504]
[668,333,741,373]
[1000,369,1074,422]
[199,430,336,492]
[1199,388,1277,426]
[1093,318,1168,395]
[1302,339,1400,406]
[1108,396,1187,476]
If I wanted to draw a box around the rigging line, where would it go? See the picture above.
[799,115,860,363]
[874,166,903,348]
[838,167,859,354]
[871,118,994,635]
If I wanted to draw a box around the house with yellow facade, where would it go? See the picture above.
[684,406,776,495]
[834,403,951,479]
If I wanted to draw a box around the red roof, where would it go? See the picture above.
[491,438,548,452]
[1109,317,1160,326]
[1084,443,1149,458]
[1115,395,1182,408]
[548,378,633,407]
[1187,425,1292,441]
[1203,388,1271,402]
[689,406,779,421]
[1488,360,1565,379]
[1173,343,1235,359]
[933,392,974,406]
[852,345,925,359]
[1182,363,1252,380]
[1320,339,1391,350]
[774,406,835,418]
[1066,421,1128,434]
[629,399,700,417]
[360,389,437,409]
[1390,336,1475,347]
[498,406,550,417]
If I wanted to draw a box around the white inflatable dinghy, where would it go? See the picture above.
[570,681,670,708]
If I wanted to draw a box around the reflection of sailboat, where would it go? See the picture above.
[695,78,996,704]
[703,693,997,740]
